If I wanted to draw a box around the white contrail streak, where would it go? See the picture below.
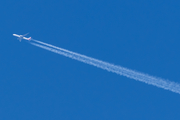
[30,39,180,94]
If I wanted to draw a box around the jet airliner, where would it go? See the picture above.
[13,33,31,42]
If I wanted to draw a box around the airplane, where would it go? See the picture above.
[13,33,31,42]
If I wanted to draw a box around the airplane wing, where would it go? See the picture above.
[23,33,29,36]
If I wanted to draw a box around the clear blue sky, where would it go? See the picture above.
[1,0,180,119]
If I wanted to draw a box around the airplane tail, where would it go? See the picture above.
[28,37,31,41]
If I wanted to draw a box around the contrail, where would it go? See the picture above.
[30,39,180,94]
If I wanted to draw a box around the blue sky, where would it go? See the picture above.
[1,0,180,119]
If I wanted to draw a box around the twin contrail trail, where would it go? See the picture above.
[30,39,180,94]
